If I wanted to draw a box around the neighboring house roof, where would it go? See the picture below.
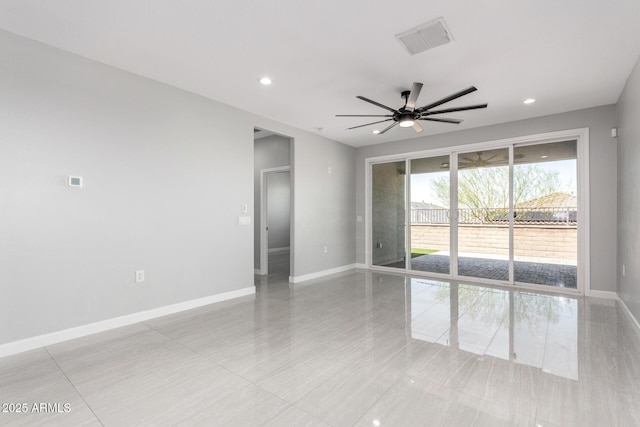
[516,192,577,209]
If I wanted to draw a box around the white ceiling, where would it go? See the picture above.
[1,0,639,147]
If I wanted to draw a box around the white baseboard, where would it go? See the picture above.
[0,286,256,359]
[289,264,356,283]
[355,263,368,269]
[268,247,290,254]
[586,290,618,300]
[618,297,640,335]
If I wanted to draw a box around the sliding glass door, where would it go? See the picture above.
[372,161,406,269]
[409,155,451,275]
[369,134,582,293]
[513,140,578,288]
[456,148,510,281]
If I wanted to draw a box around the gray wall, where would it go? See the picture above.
[253,135,290,269]
[0,30,356,345]
[617,55,640,319]
[292,133,356,276]
[356,105,618,292]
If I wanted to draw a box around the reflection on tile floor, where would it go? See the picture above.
[1,265,639,426]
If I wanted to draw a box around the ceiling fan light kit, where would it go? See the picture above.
[336,82,488,135]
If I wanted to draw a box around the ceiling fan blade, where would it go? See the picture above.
[416,86,477,112]
[422,103,488,115]
[412,122,423,133]
[347,119,393,130]
[356,96,398,113]
[378,121,399,134]
[419,117,463,124]
[405,82,423,112]
[336,114,393,117]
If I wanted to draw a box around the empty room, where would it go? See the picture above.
[1,1,640,426]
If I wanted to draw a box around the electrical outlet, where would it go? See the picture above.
[622,265,626,277]
[135,270,145,283]
[323,246,328,254]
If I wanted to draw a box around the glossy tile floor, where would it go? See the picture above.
[1,258,639,426]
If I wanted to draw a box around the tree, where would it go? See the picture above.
[431,164,566,222]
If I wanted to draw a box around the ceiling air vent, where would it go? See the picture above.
[395,18,453,56]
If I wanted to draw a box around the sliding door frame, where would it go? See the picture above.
[365,128,590,295]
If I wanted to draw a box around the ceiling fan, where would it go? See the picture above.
[459,152,498,168]
[458,151,525,169]
[336,82,487,134]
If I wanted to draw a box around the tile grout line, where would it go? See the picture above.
[482,310,510,354]
[139,321,275,425]
[138,290,320,426]
[255,402,293,427]
[142,319,268,394]
[345,372,406,427]
[532,305,552,423]
[43,346,105,427]
[289,403,336,427]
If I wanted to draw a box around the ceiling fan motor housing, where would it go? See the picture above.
[336,82,487,134]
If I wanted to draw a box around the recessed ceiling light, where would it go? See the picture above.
[259,76,272,85]
[523,98,536,104]
[372,129,380,134]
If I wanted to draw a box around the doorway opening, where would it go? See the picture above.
[254,128,292,278]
